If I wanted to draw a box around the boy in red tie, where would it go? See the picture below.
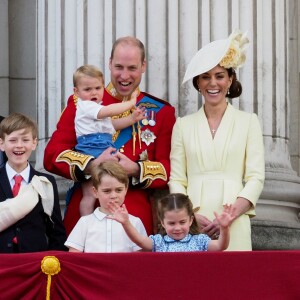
[0,113,67,253]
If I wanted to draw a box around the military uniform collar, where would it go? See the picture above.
[106,82,141,101]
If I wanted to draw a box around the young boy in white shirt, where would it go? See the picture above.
[65,161,147,252]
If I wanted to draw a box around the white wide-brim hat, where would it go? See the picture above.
[182,30,249,90]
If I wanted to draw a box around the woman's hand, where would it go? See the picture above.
[229,197,252,219]
[195,214,220,239]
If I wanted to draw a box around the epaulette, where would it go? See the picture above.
[142,92,173,107]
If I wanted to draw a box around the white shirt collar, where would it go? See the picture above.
[93,208,110,221]
[6,162,30,184]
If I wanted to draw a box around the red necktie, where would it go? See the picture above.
[12,175,23,245]
[12,175,23,197]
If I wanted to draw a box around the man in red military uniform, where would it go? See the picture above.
[44,37,176,235]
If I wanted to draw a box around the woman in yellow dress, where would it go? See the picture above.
[169,31,265,250]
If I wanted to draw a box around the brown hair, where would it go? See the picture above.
[110,36,146,63]
[91,161,129,189]
[73,64,104,87]
[226,68,242,98]
[157,193,199,235]
[0,113,38,140]
[193,67,242,99]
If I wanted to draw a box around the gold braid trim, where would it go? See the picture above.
[138,161,167,186]
[73,94,78,104]
[70,165,77,181]
[56,150,94,172]
[112,109,132,142]
[107,82,140,145]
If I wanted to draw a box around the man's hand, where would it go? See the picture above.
[85,147,118,175]
[115,152,140,177]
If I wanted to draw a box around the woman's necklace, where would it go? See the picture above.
[206,103,227,136]
[208,115,223,136]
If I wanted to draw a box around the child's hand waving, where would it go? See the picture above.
[107,202,129,225]
[213,204,235,229]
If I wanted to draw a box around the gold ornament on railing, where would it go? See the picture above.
[41,256,61,300]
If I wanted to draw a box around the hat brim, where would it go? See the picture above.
[182,38,231,87]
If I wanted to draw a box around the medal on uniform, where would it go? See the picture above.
[142,118,149,125]
[141,129,156,146]
[142,110,149,125]
[148,111,156,126]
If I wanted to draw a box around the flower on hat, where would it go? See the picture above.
[219,30,249,69]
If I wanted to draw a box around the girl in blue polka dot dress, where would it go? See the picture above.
[108,193,234,252]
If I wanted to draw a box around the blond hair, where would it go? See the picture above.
[73,64,104,87]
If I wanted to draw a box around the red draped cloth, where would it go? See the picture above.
[0,251,299,299]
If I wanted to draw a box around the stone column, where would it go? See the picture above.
[0,0,9,116]
[251,0,300,250]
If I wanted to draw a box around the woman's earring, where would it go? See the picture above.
[227,89,230,95]
[198,88,202,94]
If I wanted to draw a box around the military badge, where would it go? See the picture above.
[141,129,156,146]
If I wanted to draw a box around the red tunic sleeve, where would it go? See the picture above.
[44,95,94,181]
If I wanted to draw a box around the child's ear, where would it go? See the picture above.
[74,87,78,96]
[32,138,38,150]
[92,186,98,198]
[189,215,194,226]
